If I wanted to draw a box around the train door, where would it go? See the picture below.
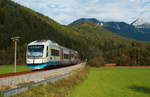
[60,48,64,64]
[69,50,72,63]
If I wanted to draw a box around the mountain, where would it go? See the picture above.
[131,18,150,28]
[70,18,100,26]
[104,21,150,41]
[0,0,150,66]
[70,18,150,41]
[104,20,150,41]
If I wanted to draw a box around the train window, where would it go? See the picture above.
[27,45,44,57]
[51,49,59,56]
[71,54,74,58]
[64,54,69,59]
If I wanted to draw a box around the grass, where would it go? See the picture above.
[0,65,32,74]
[68,67,150,97]
[9,68,89,97]
[1,67,150,97]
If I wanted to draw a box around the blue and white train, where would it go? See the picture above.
[26,40,79,69]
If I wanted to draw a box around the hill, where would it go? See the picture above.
[70,22,150,65]
[0,0,150,66]
[0,0,86,64]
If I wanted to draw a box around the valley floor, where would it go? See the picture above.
[68,67,150,97]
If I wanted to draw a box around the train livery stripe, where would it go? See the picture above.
[27,61,72,69]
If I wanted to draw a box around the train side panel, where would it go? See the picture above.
[26,40,80,69]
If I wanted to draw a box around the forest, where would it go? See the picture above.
[0,0,150,66]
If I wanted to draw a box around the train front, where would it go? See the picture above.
[26,41,48,69]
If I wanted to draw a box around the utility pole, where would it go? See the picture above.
[11,36,20,72]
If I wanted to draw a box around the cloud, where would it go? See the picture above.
[12,0,150,24]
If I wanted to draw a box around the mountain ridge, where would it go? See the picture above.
[131,18,150,28]
[70,18,150,41]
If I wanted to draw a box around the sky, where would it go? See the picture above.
[12,0,150,25]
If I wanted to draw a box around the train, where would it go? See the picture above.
[26,40,79,69]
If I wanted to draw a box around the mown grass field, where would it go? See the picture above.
[69,67,150,97]
[0,65,32,74]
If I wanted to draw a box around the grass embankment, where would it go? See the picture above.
[69,67,150,97]
[0,65,32,74]
[9,68,89,97]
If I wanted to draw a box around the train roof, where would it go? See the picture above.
[28,40,59,46]
[28,40,78,52]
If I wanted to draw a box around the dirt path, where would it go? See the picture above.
[103,64,150,68]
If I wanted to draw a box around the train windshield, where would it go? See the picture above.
[27,45,44,57]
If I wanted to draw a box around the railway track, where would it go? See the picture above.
[0,62,86,97]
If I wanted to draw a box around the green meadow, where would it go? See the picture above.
[69,67,150,97]
[0,65,32,74]
[1,67,150,97]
